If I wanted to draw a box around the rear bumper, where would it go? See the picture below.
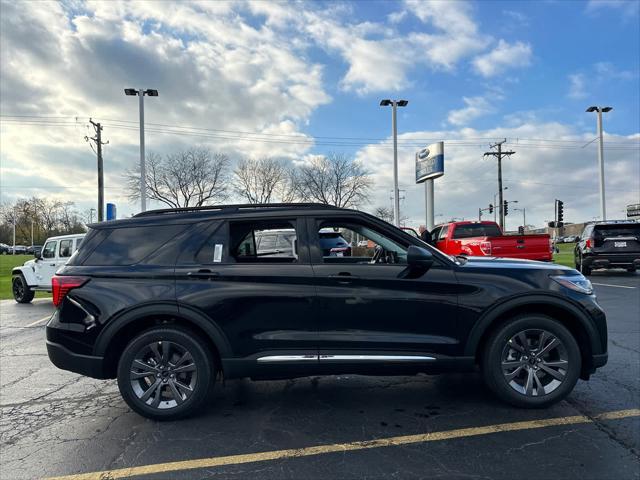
[46,340,107,379]
[583,254,640,268]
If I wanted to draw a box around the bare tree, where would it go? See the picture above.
[234,157,295,204]
[125,148,230,208]
[296,153,372,207]
[373,206,394,223]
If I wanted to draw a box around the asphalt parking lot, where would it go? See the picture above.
[1,271,638,480]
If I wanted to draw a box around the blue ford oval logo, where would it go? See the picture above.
[418,148,430,160]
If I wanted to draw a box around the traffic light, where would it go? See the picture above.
[503,200,509,216]
[557,200,564,223]
[488,204,493,214]
[518,226,525,235]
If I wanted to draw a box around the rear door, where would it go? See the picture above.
[593,224,640,254]
[174,217,318,360]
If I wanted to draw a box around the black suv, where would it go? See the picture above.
[46,204,608,420]
[575,220,640,275]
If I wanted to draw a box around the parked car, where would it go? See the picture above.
[0,243,9,254]
[431,221,553,262]
[11,234,85,303]
[26,245,43,255]
[10,245,27,254]
[563,236,579,243]
[318,228,351,256]
[46,203,607,420]
[575,220,640,275]
[254,229,297,258]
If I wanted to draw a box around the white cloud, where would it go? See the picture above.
[354,123,639,228]
[586,0,640,16]
[472,40,532,78]
[447,96,494,126]
[567,73,588,99]
[388,10,408,24]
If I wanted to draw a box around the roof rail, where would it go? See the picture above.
[133,203,342,217]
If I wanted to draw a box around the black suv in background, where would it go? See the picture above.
[575,220,640,275]
[46,204,608,420]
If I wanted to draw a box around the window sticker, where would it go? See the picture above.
[214,244,223,263]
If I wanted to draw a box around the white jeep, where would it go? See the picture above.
[12,233,85,303]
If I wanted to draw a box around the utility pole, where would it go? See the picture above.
[12,206,16,255]
[86,119,108,221]
[484,140,515,230]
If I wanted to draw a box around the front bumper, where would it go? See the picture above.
[46,340,107,379]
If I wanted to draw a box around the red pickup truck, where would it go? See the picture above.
[430,221,552,261]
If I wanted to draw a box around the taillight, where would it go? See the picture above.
[585,239,592,249]
[52,275,88,307]
[480,241,492,255]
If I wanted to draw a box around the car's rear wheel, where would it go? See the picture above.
[117,326,215,420]
[12,274,34,304]
[578,255,592,276]
[482,315,581,408]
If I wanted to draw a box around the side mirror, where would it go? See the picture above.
[407,245,434,269]
[34,252,42,260]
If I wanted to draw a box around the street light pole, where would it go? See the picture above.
[125,88,158,213]
[586,106,612,221]
[138,89,146,212]
[380,99,408,227]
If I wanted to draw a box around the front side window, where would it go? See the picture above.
[42,241,57,259]
[59,239,73,258]
[315,222,407,265]
[438,225,449,240]
[230,220,298,263]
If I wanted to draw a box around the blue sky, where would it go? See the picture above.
[1,0,639,227]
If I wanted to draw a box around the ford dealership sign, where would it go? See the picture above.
[415,141,444,183]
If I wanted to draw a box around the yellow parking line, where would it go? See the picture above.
[45,408,640,480]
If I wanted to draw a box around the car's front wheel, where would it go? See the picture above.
[117,326,216,420]
[12,274,35,304]
[482,315,581,408]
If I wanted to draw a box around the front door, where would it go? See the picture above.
[308,216,461,361]
[35,240,58,287]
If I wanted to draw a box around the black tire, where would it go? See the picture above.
[117,326,216,420]
[12,274,35,304]
[579,255,592,276]
[482,315,581,408]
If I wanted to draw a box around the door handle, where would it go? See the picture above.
[187,269,220,279]
[328,273,359,284]
[516,245,525,249]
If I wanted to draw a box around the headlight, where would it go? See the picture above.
[551,275,593,295]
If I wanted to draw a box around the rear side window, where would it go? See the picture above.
[452,224,500,239]
[83,225,186,266]
[229,220,298,263]
[59,239,73,258]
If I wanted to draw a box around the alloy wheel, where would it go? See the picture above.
[13,278,24,300]
[501,329,569,397]
[129,340,198,409]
